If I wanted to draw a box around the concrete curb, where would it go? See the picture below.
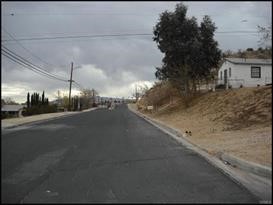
[2,113,77,130]
[220,153,272,179]
[127,105,272,201]
[2,108,98,130]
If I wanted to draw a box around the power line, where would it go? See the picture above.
[1,45,68,82]
[2,12,269,19]
[2,49,67,83]
[1,45,67,81]
[2,12,158,16]
[73,81,85,90]
[2,50,66,82]
[2,35,153,45]
[2,27,58,68]
[216,31,258,33]
[1,46,67,82]
[1,33,152,42]
[1,31,261,43]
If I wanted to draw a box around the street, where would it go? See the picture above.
[1,104,258,203]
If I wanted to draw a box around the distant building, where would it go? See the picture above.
[218,58,272,88]
[1,104,25,118]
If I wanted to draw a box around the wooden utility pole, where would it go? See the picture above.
[68,62,73,111]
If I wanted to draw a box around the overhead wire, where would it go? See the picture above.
[73,81,85,90]
[1,35,153,46]
[1,30,261,44]
[1,33,153,42]
[2,12,269,19]
[1,45,68,82]
[2,12,158,16]
[1,50,66,82]
[1,46,67,82]
[1,27,58,68]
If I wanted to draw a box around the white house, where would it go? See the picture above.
[217,58,272,88]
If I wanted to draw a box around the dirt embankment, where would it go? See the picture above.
[137,82,272,166]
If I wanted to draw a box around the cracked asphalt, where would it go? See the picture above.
[1,104,259,203]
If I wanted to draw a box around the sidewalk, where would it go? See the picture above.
[127,104,272,202]
[2,107,98,130]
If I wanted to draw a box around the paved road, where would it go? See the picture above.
[1,104,258,203]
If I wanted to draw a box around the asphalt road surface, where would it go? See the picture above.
[1,104,258,203]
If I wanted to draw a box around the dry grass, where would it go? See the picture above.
[137,84,272,166]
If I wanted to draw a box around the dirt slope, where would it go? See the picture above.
[137,84,272,166]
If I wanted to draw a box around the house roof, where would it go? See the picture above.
[1,104,25,112]
[225,58,272,65]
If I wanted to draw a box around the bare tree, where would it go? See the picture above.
[80,88,98,109]
[257,25,272,48]
[3,97,19,105]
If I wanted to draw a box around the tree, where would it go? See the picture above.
[33,93,36,105]
[153,4,198,95]
[27,92,30,108]
[25,92,54,116]
[90,88,98,106]
[31,94,33,106]
[132,84,141,102]
[42,91,45,105]
[222,50,233,58]
[134,83,149,100]
[153,3,221,95]
[3,97,19,105]
[198,15,221,85]
[36,93,39,106]
[61,96,69,109]
[72,96,79,111]
[33,93,36,106]
[80,88,98,109]
[257,25,272,48]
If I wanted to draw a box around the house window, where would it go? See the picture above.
[229,67,231,77]
[220,71,222,80]
[251,66,261,78]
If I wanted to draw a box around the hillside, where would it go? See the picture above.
[137,82,272,166]
[223,47,272,59]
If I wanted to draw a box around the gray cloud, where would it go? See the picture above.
[1,1,271,103]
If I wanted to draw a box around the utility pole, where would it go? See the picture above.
[68,62,73,111]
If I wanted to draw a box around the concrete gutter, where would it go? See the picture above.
[2,107,98,130]
[220,153,272,179]
[127,104,272,202]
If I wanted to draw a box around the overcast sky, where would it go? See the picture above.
[1,1,272,103]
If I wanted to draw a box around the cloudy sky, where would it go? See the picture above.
[1,1,272,103]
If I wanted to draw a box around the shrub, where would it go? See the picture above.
[23,104,57,116]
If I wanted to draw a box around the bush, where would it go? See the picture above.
[23,104,57,116]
